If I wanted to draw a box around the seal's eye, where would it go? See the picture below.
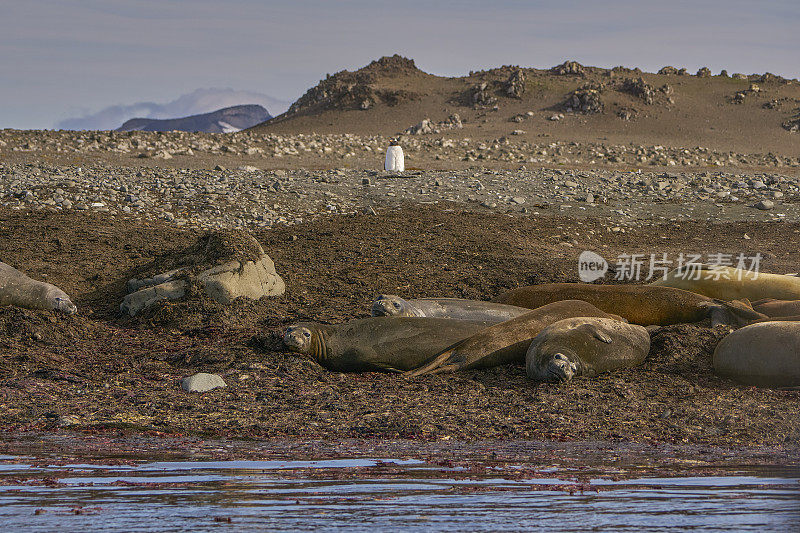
[393,302,401,309]
[303,331,311,338]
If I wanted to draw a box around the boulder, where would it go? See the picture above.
[181,373,226,392]
[197,255,285,304]
[121,231,285,316]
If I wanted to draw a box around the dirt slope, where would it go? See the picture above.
[253,55,800,157]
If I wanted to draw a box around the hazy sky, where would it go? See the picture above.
[2,0,798,129]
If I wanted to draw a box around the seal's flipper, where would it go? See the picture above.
[574,322,613,343]
[369,361,404,373]
[404,343,464,377]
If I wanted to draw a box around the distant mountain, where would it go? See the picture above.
[57,88,290,131]
[117,104,271,133]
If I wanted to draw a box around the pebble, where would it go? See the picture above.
[754,200,775,210]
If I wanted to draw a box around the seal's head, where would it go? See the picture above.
[283,325,314,353]
[52,296,77,315]
[371,294,410,317]
[544,352,577,382]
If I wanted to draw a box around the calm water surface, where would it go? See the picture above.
[1,456,798,531]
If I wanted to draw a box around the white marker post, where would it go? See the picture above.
[384,142,404,172]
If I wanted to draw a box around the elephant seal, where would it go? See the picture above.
[0,261,77,315]
[750,298,800,318]
[713,321,800,387]
[494,283,762,326]
[525,317,650,382]
[283,317,490,372]
[750,315,800,324]
[405,300,622,376]
[651,265,800,301]
[371,295,530,324]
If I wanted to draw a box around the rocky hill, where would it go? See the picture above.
[253,56,800,157]
[118,104,270,133]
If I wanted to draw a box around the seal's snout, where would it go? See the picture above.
[55,297,77,315]
[283,326,312,353]
[546,353,576,382]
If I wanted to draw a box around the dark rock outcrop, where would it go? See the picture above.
[280,55,421,116]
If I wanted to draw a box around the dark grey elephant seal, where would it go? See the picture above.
[0,261,77,315]
[283,317,490,372]
[526,317,650,382]
[713,321,800,387]
[371,294,530,324]
[405,300,623,376]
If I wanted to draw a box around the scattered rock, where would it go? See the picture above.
[404,114,462,135]
[505,67,526,98]
[564,84,604,114]
[658,66,688,76]
[551,61,585,76]
[620,77,656,104]
[470,82,497,107]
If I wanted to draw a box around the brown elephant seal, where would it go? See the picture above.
[651,265,800,301]
[494,283,762,326]
[0,261,77,315]
[525,317,650,382]
[750,315,800,323]
[282,317,491,372]
[750,298,800,318]
[405,300,622,376]
[713,321,800,387]
[371,295,530,324]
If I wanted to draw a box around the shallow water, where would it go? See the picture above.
[1,457,798,532]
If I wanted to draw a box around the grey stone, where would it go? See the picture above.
[754,200,775,210]
[181,373,226,393]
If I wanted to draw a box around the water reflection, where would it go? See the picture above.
[0,457,797,532]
